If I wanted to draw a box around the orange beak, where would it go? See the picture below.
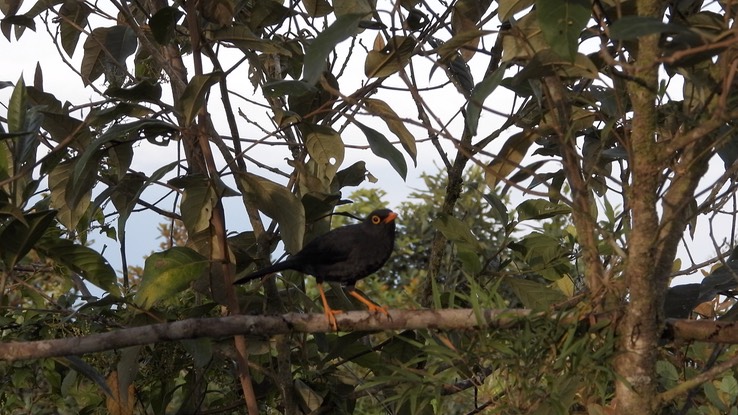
[384,211,398,223]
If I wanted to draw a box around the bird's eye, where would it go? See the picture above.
[371,215,381,224]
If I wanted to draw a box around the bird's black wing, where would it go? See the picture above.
[233,260,295,284]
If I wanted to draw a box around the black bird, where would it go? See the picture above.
[234,208,398,330]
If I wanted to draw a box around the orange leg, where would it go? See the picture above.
[348,290,389,317]
[317,284,342,331]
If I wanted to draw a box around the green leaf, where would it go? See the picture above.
[303,13,364,84]
[263,80,317,97]
[59,0,91,57]
[175,71,224,127]
[536,0,590,61]
[355,121,407,180]
[149,6,183,45]
[499,0,536,21]
[431,213,480,252]
[609,16,685,41]
[80,25,137,85]
[8,76,26,133]
[364,98,417,165]
[56,356,113,397]
[485,131,536,189]
[236,172,306,254]
[466,64,507,136]
[516,199,571,220]
[104,80,163,102]
[0,210,57,269]
[67,152,101,208]
[505,277,566,310]
[365,35,417,78]
[36,236,120,295]
[170,174,217,234]
[304,124,345,184]
[49,160,91,230]
[209,25,293,54]
[180,338,213,369]
[134,247,208,308]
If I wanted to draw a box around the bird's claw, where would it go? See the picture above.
[366,304,390,318]
[325,309,343,331]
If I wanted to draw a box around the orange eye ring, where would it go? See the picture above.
[371,215,381,224]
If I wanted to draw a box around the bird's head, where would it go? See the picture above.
[366,209,398,226]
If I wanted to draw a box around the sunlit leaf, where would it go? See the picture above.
[237,172,306,254]
[175,71,224,126]
[49,160,90,230]
[485,131,536,189]
[364,98,417,165]
[304,124,345,184]
[134,247,209,308]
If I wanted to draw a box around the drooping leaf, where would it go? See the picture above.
[110,172,147,243]
[49,160,91,230]
[169,174,217,234]
[36,236,120,295]
[355,121,407,180]
[134,247,208,308]
[175,71,224,126]
[364,98,417,165]
[237,172,306,254]
[466,63,507,136]
[56,356,113,397]
[485,131,537,189]
[59,0,91,56]
[450,0,494,61]
[303,13,364,84]
[0,210,57,269]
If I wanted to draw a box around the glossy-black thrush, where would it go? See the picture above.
[234,208,397,330]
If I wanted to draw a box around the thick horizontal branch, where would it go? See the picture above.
[0,308,532,362]
[1,311,732,362]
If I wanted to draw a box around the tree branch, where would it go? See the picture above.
[4,310,737,363]
[0,309,532,362]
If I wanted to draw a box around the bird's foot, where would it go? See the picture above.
[325,309,343,331]
[365,303,390,317]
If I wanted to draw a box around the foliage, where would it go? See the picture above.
[2,0,738,414]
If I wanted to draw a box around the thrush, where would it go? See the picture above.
[234,208,397,330]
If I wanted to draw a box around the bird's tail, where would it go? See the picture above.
[233,261,291,285]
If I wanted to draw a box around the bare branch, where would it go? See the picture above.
[0,309,533,362]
